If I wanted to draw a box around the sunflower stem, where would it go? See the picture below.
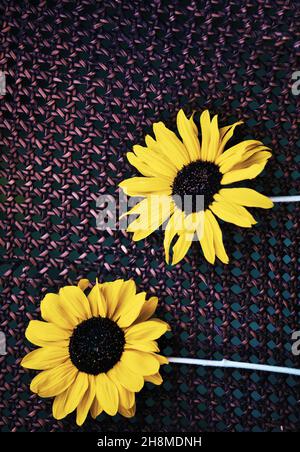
[168,357,300,376]
[270,195,300,202]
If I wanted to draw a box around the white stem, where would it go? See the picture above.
[270,195,300,202]
[168,357,300,376]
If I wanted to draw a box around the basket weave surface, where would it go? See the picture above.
[0,0,299,432]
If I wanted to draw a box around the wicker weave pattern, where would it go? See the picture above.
[0,0,299,431]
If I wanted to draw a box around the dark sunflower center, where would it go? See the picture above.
[171,160,222,212]
[69,317,125,375]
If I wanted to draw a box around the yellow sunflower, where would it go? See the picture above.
[21,279,170,425]
[119,109,273,265]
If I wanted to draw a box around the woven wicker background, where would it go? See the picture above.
[0,0,299,432]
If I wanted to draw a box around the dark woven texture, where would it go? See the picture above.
[0,0,299,432]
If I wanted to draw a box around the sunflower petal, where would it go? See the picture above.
[118,404,136,418]
[90,397,103,419]
[95,373,119,416]
[100,279,124,319]
[127,196,174,241]
[206,210,229,264]
[135,296,158,323]
[30,361,78,397]
[152,121,190,168]
[111,377,135,409]
[210,199,254,227]
[125,319,169,342]
[108,361,144,392]
[25,320,71,348]
[199,110,211,161]
[172,232,194,265]
[52,390,70,420]
[121,350,160,376]
[21,346,69,370]
[116,292,147,328]
[206,114,220,162]
[59,286,91,322]
[119,177,172,196]
[144,372,163,385]
[77,279,90,291]
[64,372,89,416]
[88,279,107,317]
[76,375,96,426]
[40,293,75,330]
[197,210,215,264]
[219,188,273,209]
[176,109,201,161]
[124,340,159,353]
[127,151,174,180]
[217,120,243,157]
[163,209,185,264]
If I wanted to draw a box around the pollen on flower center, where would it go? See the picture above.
[69,317,125,375]
[171,160,222,212]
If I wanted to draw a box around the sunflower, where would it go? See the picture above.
[119,109,273,265]
[21,279,170,425]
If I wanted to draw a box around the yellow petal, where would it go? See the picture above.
[112,378,135,409]
[124,340,159,353]
[116,292,146,329]
[135,143,178,176]
[121,350,160,376]
[205,210,229,264]
[119,177,172,196]
[76,375,96,426]
[100,279,124,319]
[217,120,243,157]
[77,279,90,291]
[108,361,144,392]
[21,346,69,370]
[206,114,220,162]
[176,109,201,161]
[30,361,78,397]
[52,390,70,420]
[172,232,194,265]
[64,372,89,416]
[40,293,75,330]
[197,210,215,264]
[125,319,169,342]
[90,396,103,419]
[233,150,271,170]
[127,151,174,180]
[221,163,267,185]
[118,404,136,418]
[219,188,273,209]
[126,195,174,241]
[87,280,107,317]
[95,373,119,416]
[153,121,190,168]
[153,353,169,365]
[135,296,158,323]
[59,286,91,323]
[163,209,185,264]
[216,140,265,169]
[199,110,211,161]
[210,199,254,227]
[25,320,71,348]
[144,372,163,385]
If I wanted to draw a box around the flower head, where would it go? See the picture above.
[21,279,170,425]
[119,109,273,265]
